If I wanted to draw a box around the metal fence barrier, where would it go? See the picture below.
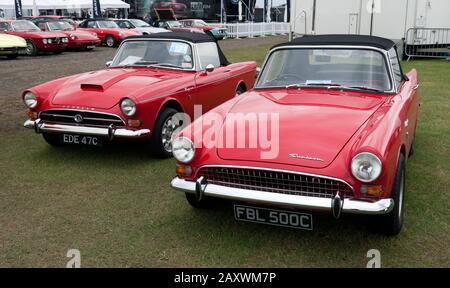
[208,22,290,39]
[405,28,450,60]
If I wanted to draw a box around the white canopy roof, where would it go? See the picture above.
[0,0,130,10]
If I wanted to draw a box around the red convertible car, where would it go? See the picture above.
[22,32,256,157]
[33,20,101,51]
[0,20,68,55]
[171,35,420,235]
[78,18,140,47]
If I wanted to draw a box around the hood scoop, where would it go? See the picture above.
[80,84,104,92]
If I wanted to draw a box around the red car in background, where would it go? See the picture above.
[22,33,256,158]
[26,16,79,29]
[0,20,68,55]
[171,35,420,236]
[153,0,188,19]
[78,18,140,47]
[33,20,101,51]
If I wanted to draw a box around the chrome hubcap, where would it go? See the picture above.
[161,117,181,153]
[106,37,114,47]
[26,43,33,55]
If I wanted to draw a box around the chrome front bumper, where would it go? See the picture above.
[24,119,151,139]
[171,177,394,216]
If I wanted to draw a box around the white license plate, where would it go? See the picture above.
[61,134,103,146]
[86,45,96,49]
[234,205,313,230]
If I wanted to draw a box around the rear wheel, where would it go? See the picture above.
[149,107,183,158]
[42,133,62,146]
[105,35,116,47]
[25,40,37,56]
[235,85,246,97]
[378,153,405,236]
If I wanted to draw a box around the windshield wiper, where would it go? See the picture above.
[345,86,386,93]
[286,83,342,89]
[114,61,159,68]
[148,63,184,69]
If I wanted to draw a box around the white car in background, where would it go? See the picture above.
[114,19,169,35]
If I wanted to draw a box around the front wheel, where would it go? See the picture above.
[185,193,214,209]
[378,153,405,236]
[25,40,37,56]
[235,85,246,97]
[149,107,183,158]
[105,35,116,47]
[7,54,19,59]
[42,133,63,146]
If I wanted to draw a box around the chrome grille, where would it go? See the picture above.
[198,167,353,198]
[39,110,125,127]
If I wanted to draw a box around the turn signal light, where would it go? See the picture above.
[27,111,37,120]
[176,164,192,176]
[127,119,142,128]
[361,185,384,197]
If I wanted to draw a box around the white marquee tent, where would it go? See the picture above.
[0,0,129,12]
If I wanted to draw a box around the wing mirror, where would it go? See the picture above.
[204,64,215,74]
[255,67,261,79]
[105,61,112,67]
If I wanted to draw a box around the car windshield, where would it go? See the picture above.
[48,21,74,31]
[166,21,181,28]
[256,48,392,92]
[112,40,194,70]
[97,20,119,29]
[12,20,40,32]
[130,19,150,27]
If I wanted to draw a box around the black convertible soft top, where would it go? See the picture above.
[125,32,230,66]
[273,34,396,50]
[127,32,216,44]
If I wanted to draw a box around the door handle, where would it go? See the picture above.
[224,69,232,73]
[184,86,195,92]
[413,84,420,90]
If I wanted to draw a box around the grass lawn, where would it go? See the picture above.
[0,44,449,267]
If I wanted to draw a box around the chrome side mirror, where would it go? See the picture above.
[255,67,261,79]
[105,61,112,67]
[204,64,215,74]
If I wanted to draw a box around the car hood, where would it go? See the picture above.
[0,33,26,47]
[51,68,188,109]
[216,89,386,168]
[19,31,67,38]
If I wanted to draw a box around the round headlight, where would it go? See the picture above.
[172,137,195,163]
[119,32,124,37]
[24,92,38,108]
[351,152,382,183]
[120,98,136,116]
[42,38,48,44]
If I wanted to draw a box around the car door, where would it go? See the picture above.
[193,42,237,113]
[390,48,418,153]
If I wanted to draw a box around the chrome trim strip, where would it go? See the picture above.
[196,165,355,192]
[255,45,396,94]
[24,119,150,138]
[171,177,394,215]
[39,108,126,123]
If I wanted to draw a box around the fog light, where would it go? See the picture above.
[127,119,141,128]
[176,164,192,176]
[27,111,37,119]
[361,185,384,197]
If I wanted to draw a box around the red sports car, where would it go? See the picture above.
[78,18,140,47]
[34,20,101,51]
[171,35,420,236]
[0,20,68,55]
[22,32,256,157]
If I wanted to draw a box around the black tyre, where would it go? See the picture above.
[185,193,214,209]
[150,107,182,158]
[42,133,63,146]
[379,153,405,236]
[235,85,246,96]
[7,54,19,59]
[25,40,37,56]
[105,35,116,47]
[409,137,415,157]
